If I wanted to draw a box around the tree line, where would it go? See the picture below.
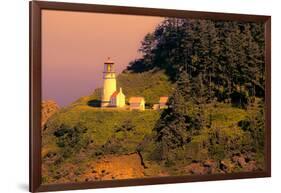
[127,18,265,108]
[131,18,265,163]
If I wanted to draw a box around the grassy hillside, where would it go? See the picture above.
[139,102,248,160]
[117,70,174,106]
[43,106,160,156]
[139,101,265,177]
[42,101,264,183]
[69,70,173,108]
[42,70,264,184]
[42,103,160,183]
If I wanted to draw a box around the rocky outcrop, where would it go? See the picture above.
[184,162,208,175]
[41,100,59,127]
[231,154,258,172]
[184,159,220,175]
[219,159,235,173]
[184,154,260,175]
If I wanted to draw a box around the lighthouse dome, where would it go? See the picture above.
[104,57,114,64]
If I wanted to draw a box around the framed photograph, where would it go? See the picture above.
[30,1,271,192]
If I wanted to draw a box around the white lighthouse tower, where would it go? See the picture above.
[101,58,117,107]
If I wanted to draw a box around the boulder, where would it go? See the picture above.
[220,159,235,173]
[184,163,208,175]
[232,155,246,167]
[203,159,218,174]
[203,159,217,168]
[243,160,257,172]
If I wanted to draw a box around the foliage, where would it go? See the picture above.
[69,70,173,108]
[238,100,265,152]
[53,124,89,158]
[42,18,266,183]
[117,70,174,106]
[43,105,160,160]
[153,72,191,161]
[127,18,265,108]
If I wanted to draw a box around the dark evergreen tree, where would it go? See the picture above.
[154,71,208,161]
[127,18,265,106]
[191,73,206,132]
[139,33,157,70]
[155,71,191,159]
[131,17,266,165]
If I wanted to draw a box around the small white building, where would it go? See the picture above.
[129,97,145,111]
[152,104,160,110]
[159,96,169,109]
[110,87,126,107]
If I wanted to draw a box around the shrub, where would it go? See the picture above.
[53,124,89,158]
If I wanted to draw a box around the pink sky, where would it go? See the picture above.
[42,10,163,107]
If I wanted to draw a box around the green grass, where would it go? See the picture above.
[141,102,259,165]
[43,105,160,159]
[117,70,174,106]
[43,99,261,164]
[68,70,174,108]
[204,103,248,128]
[42,70,264,182]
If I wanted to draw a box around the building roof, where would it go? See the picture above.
[111,88,124,98]
[159,96,169,103]
[129,97,145,104]
[111,91,119,98]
